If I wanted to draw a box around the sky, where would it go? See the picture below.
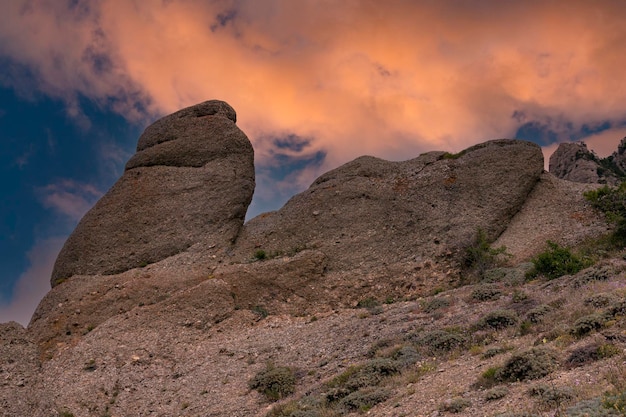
[1,0,626,326]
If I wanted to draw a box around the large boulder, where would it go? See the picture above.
[235,139,544,273]
[50,100,255,285]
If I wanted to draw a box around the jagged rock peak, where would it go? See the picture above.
[549,141,621,185]
[50,100,255,285]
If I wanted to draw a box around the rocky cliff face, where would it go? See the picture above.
[1,101,615,417]
[549,140,626,185]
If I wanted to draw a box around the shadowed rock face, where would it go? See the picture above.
[613,137,626,173]
[50,100,255,286]
[549,141,623,185]
[549,142,603,184]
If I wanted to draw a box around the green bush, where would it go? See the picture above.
[584,182,626,247]
[496,347,560,382]
[249,364,296,401]
[476,309,519,330]
[527,241,589,280]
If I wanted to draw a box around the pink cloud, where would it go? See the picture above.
[2,0,626,189]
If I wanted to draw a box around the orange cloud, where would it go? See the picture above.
[3,0,626,186]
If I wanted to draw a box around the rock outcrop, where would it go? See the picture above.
[549,140,625,185]
[50,100,255,285]
[234,140,544,272]
[5,100,615,417]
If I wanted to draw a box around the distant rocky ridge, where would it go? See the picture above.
[1,101,615,417]
[549,138,626,185]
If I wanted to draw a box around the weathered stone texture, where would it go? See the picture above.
[50,100,255,285]
[236,139,544,272]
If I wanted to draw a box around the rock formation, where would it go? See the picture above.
[50,100,255,285]
[234,140,544,273]
[2,101,616,417]
[549,140,624,185]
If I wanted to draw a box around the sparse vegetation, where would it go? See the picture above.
[473,366,502,389]
[356,297,383,314]
[471,284,502,301]
[249,363,296,402]
[422,297,451,313]
[566,398,621,416]
[339,386,391,412]
[439,397,471,413]
[528,384,574,408]
[406,329,468,354]
[570,313,608,337]
[511,289,529,303]
[485,386,508,401]
[496,347,560,382]
[384,344,421,367]
[475,309,519,330]
[585,293,617,308]
[482,346,511,359]
[584,181,626,247]
[462,229,510,279]
[566,341,621,369]
[252,305,270,319]
[525,304,551,325]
